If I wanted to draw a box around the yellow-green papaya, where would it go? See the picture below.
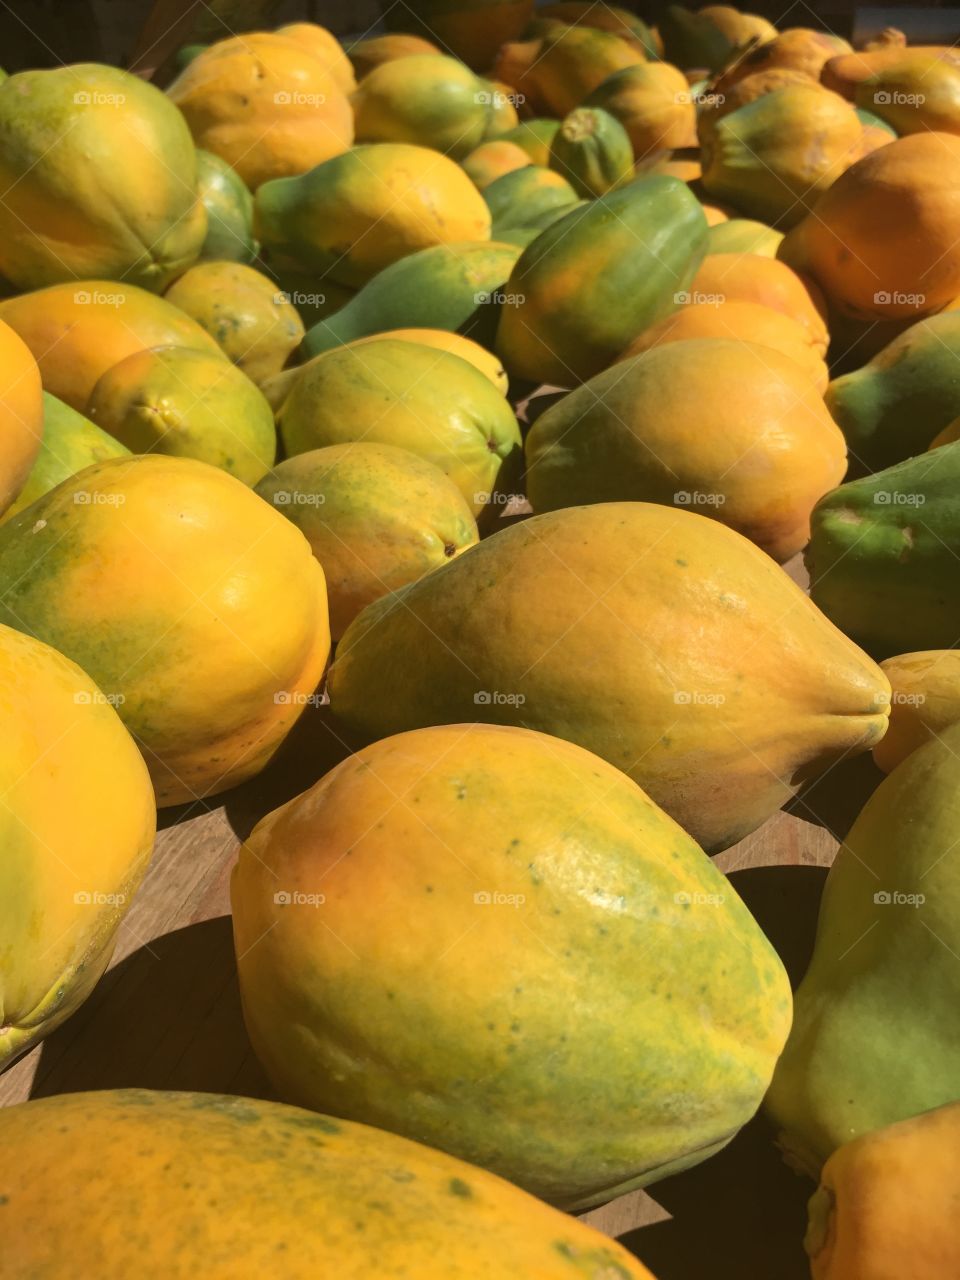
[497,118,561,165]
[352,55,494,159]
[195,148,257,263]
[482,165,579,235]
[707,217,784,256]
[548,106,634,197]
[873,650,960,773]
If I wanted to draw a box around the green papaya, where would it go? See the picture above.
[195,149,257,263]
[824,312,960,473]
[2,394,129,523]
[352,55,494,158]
[766,721,960,1176]
[706,217,783,256]
[491,202,589,248]
[659,4,777,72]
[496,118,561,165]
[300,241,523,359]
[483,165,579,234]
[495,176,708,385]
[806,441,960,658]
[548,106,634,197]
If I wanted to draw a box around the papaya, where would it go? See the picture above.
[0,319,43,516]
[351,56,492,160]
[584,62,697,159]
[766,721,960,1176]
[854,106,896,137]
[477,80,521,137]
[856,53,960,136]
[2,393,128,523]
[195,148,257,263]
[658,5,777,73]
[277,340,520,514]
[643,152,702,182]
[804,1101,960,1280]
[300,241,522,359]
[343,328,508,393]
[0,65,206,292]
[347,33,442,80]
[254,143,490,289]
[857,122,895,158]
[778,134,960,323]
[86,346,275,486]
[164,260,305,387]
[0,281,225,411]
[526,339,843,559]
[384,0,535,73]
[713,28,852,93]
[700,82,863,227]
[699,201,731,226]
[706,217,784,256]
[274,22,356,93]
[493,25,645,118]
[548,107,633,197]
[483,165,579,235]
[327,502,890,853]
[166,32,354,190]
[0,626,155,1068]
[495,176,709,385]
[688,252,828,351]
[497,118,561,165]
[618,300,829,391]
[267,268,355,329]
[0,1089,656,1279]
[0,455,330,805]
[824,311,960,471]
[823,45,956,99]
[536,2,658,57]
[256,445,478,639]
[872,651,960,773]
[462,139,532,189]
[806,442,960,658]
[699,65,821,124]
[233,721,792,1208]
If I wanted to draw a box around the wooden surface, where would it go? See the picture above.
[0,554,886,1280]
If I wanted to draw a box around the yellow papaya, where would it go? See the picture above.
[706,217,784,256]
[347,33,442,80]
[345,328,508,393]
[274,22,356,93]
[873,651,960,773]
[0,456,330,806]
[688,252,829,351]
[493,25,645,118]
[823,44,955,98]
[856,52,960,136]
[713,27,851,92]
[0,625,155,1068]
[0,318,43,516]
[462,139,532,189]
[497,117,561,165]
[585,62,698,158]
[351,55,494,160]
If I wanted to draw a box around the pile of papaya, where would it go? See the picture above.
[2,3,960,1276]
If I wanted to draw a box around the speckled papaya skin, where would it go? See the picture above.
[233,723,792,1208]
[0,1088,658,1278]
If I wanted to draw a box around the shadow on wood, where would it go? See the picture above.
[786,749,884,844]
[28,917,273,1103]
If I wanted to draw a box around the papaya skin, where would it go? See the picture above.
[484,165,579,234]
[706,218,784,256]
[0,1089,657,1279]
[687,252,829,352]
[164,261,304,387]
[0,455,331,806]
[0,625,156,1068]
[497,117,561,165]
[194,148,257,263]
[766,723,960,1178]
[274,22,356,94]
[805,1102,960,1280]
[351,55,494,160]
[0,319,43,516]
[494,25,646,118]
[232,722,792,1208]
[347,33,442,80]
[823,45,957,98]
[0,281,225,410]
[344,328,508,393]
[855,53,960,136]
[873,651,960,773]
[548,107,634,197]
[713,28,852,94]
[462,139,532,189]
[585,62,697,159]
[328,502,890,853]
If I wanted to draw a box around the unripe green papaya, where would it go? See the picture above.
[300,241,522,359]
[352,55,493,158]
[706,217,783,256]
[766,721,960,1176]
[807,441,960,657]
[195,149,257,263]
[483,165,579,234]
[825,312,960,472]
[497,118,561,165]
[495,176,708,385]
[548,106,634,197]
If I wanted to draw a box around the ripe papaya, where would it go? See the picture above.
[805,1101,960,1280]
[254,143,491,289]
[256,445,478,639]
[659,4,777,72]
[0,319,43,517]
[462,139,531,189]
[766,721,960,1176]
[2,394,128,523]
[548,107,633,197]
[873,651,960,773]
[526,339,843,559]
[537,1,658,56]
[300,241,522,359]
[164,260,305,387]
[195,148,257,263]
[493,24,645,118]
[328,502,890,853]
[706,217,783,256]
[483,165,579,234]
[384,0,535,73]
[497,118,561,165]
[0,281,225,410]
[825,311,960,471]
[0,456,330,805]
[342,328,508,393]
[166,33,354,190]
[233,722,791,1207]
[687,252,829,350]
[86,346,276,486]
[274,22,356,93]
[856,52,960,136]
[277,340,520,513]
[0,625,155,1068]
[779,133,960,323]
[0,1089,657,1279]
[495,176,709,385]
[713,28,851,93]
[347,33,442,80]
[351,56,493,160]
[807,442,960,658]
[585,62,698,159]
[0,65,206,292]
[823,45,956,98]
